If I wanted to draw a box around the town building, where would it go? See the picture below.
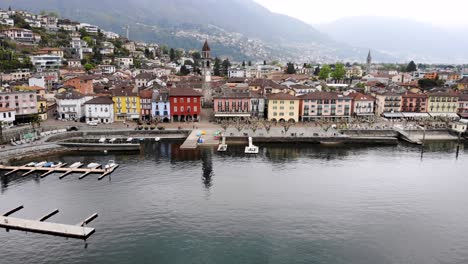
[135,72,154,88]
[0,91,38,118]
[427,92,459,115]
[267,93,300,122]
[375,93,402,116]
[0,107,15,126]
[169,88,202,122]
[401,93,428,113]
[64,76,94,95]
[152,89,171,122]
[115,57,134,68]
[112,86,140,121]
[299,92,352,121]
[213,88,252,120]
[139,89,153,121]
[458,94,468,119]
[348,92,375,117]
[55,90,90,120]
[97,65,116,74]
[37,96,48,121]
[84,96,115,124]
[30,54,62,70]
[1,27,41,43]
[458,77,468,90]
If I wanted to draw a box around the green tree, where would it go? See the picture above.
[331,63,346,80]
[285,62,296,74]
[82,36,94,48]
[180,65,190,75]
[242,61,246,67]
[169,48,176,62]
[84,63,94,71]
[318,65,332,80]
[406,61,417,72]
[313,66,321,76]
[248,61,252,66]
[221,58,231,76]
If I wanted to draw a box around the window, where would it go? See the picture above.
[181,106,184,112]
[174,106,178,112]
[180,98,184,103]
[290,101,294,104]
[174,98,177,103]
[194,98,197,103]
[279,113,285,116]
[194,106,198,112]
[187,98,191,103]
[290,106,294,110]
[273,112,278,116]
[289,112,294,116]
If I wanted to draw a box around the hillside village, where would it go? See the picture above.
[1,8,468,133]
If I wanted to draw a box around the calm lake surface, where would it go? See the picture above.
[1,141,468,264]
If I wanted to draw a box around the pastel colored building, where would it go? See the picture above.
[139,89,153,121]
[84,96,115,124]
[348,92,375,117]
[375,93,402,116]
[152,89,171,122]
[0,107,15,126]
[0,91,38,116]
[427,92,459,114]
[267,93,300,122]
[112,86,141,121]
[213,88,252,119]
[458,94,468,118]
[401,93,428,113]
[64,76,94,95]
[169,88,202,122]
[299,92,352,121]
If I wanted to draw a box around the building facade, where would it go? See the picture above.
[0,91,38,116]
[139,89,153,121]
[349,92,375,117]
[112,86,140,121]
[267,93,300,122]
[152,89,171,122]
[84,96,115,124]
[0,107,15,126]
[169,88,202,122]
[300,92,352,121]
[375,93,402,115]
[401,93,428,113]
[64,76,94,95]
[427,92,459,114]
[55,90,90,120]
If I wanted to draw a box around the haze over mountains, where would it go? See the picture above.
[318,16,468,64]
[2,0,465,63]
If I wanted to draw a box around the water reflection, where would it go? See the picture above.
[200,148,214,189]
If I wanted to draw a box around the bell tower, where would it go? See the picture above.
[201,40,212,83]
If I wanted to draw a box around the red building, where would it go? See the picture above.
[169,88,202,122]
[64,76,94,95]
[139,89,153,121]
[401,93,428,113]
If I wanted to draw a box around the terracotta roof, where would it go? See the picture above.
[111,86,137,97]
[402,93,427,98]
[0,107,15,112]
[84,96,114,105]
[459,94,468,101]
[139,89,153,99]
[169,88,202,97]
[459,77,468,84]
[135,72,154,79]
[267,93,299,100]
[348,92,375,101]
[55,90,85,100]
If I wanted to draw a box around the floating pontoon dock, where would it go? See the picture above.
[0,164,119,181]
[0,206,97,240]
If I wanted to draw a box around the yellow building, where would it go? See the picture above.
[427,92,458,113]
[458,77,468,90]
[37,96,48,121]
[267,93,300,122]
[112,86,141,121]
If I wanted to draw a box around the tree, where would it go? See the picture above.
[82,36,94,48]
[263,60,267,65]
[180,65,190,75]
[406,61,417,72]
[285,62,296,74]
[313,66,321,76]
[248,61,252,66]
[418,78,444,90]
[318,65,332,80]
[84,63,94,71]
[213,57,221,76]
[331,63,346,80]
[221,58,231,76]
[242,61,246,67]
[169,48,176,62]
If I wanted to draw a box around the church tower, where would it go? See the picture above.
[201,40,212,83]
[366,50,372,74]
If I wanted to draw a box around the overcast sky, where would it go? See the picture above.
[253,0,468,28]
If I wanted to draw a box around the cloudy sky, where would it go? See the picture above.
[253,0,468,28]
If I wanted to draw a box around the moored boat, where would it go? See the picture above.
[34,161,47,167]
[104,160,117,169]
[69,162,83,169]
[24,162,36,167]
[87,163,101,169]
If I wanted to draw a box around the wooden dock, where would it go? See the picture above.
[0,206,97,240]
[180,129,220,150]
[0,164,119,181]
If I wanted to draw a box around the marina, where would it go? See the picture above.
[0,161,119,180]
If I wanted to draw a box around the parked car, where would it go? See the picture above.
[87,121,98,126]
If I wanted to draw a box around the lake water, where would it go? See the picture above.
[1,141,468,264]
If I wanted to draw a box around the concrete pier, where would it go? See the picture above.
[0,164,118,180]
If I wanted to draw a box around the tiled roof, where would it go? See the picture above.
[55,90,85,100]
[84,96,114,105]
[0,107,15,112]
[267,93,299,100]
[169,88,202,97]
[299,92,351,100]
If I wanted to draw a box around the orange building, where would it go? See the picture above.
[424,72,438,80]
[64,76,94,95]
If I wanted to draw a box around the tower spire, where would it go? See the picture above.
[366,50,372,73]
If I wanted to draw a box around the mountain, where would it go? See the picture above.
[318,16,468,63]
[0,0,384,62]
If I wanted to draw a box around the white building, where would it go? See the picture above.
[115,57,134,68]
[152,90,171,122]
[30,54,62,70]
[55,90,92,121]
[28,76,46,88]
[98,65,116,74]
[78,23,99,34]
[84,96,115,124]
[0,107,15,126]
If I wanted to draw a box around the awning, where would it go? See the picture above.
[402,113,430,118]
[429,113,460,118]
[215,113,251,118]
[459,119,468,124]
[382,112,404,118]
[356,113,375,116]
[458,113,468,118]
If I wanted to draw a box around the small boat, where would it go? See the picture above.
[320,141,343,146]
[99,138,107,143]
[87,163,101,169]
[127,138,134,142]
[34,161,47,167]
[217,136,227,152]
[43,162,54,168]
[155,137,161,142]
[69,162,83,168]
[104,160,117,169]
[50,162,64,168]
[25,162,36,167]
[109,138,117,143]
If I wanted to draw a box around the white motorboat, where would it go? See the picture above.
[87,163,101,169]
[245,137,259,154]
[104,160,117,169]
[217,136,228,152]
[69,162,83,169]
[34,161,48,167]
[109,138,117,143]
[126,137,134,142]
[99,138,107,143]
[25,162,36,167]
[155,137,161,142]
[50,162,64,168]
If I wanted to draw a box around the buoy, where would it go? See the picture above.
[104,150,108,154]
